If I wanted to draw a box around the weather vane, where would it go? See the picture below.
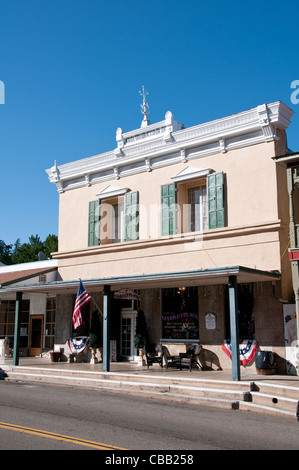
[139,85,151,127]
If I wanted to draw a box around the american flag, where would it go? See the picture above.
[72,280,91,330]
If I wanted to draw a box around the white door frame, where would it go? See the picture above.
[120,308,137,361]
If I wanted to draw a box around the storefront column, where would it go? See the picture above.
[13,292,22,366]
[228,276,240,381]
[103,285,111,372]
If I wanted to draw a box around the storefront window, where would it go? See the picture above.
[0,299,30,348]
[45,298,56,349]
[161,287,199,340]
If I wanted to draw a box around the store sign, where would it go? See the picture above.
[161,287,199,340]
[114,289,140,300]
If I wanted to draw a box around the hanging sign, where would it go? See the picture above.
[114,289,140,300]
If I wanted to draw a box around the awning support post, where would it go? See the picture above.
[228,276,240,381]
[13,292,22,366]
[102,285,111,372]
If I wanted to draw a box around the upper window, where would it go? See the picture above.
[88,187,139,247]
[161,170,225,236]
[187,184,208,232]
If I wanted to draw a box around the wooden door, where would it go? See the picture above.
[29,315,44,357]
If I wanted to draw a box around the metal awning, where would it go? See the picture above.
[0,265,280,295]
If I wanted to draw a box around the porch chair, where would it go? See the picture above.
[144,344,163,369]
[179,344,202,371]
[161,345,181,369]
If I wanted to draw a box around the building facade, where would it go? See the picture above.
[43,100,294,373]
[0,100,295,375]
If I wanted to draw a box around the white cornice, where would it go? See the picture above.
[46,101,294,193]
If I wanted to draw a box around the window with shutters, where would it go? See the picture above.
[207,172,225,229]
[161,183,176,236]
[100,196,124,245]
[161,171,225,236]
[88,191,139,246]
[124,191,139,242]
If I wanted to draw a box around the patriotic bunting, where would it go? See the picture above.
[67,336,90,354]
[222,339,257,366]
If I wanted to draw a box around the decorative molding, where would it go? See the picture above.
[96,184,130,200]
[46,101,294,193]
[171,166,213,183]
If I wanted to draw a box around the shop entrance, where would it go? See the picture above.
[120,309,137,361]
[29,315,44,357]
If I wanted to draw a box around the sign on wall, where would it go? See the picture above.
[114,289,140,300]
[205,313,216,330]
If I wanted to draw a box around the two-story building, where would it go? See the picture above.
[44,99,294,374]
[0,98,295,377]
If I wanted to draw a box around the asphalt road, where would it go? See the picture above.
[0,380,298,451]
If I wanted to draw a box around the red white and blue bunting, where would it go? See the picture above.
[67,336,89,354]
[222,339,257,366]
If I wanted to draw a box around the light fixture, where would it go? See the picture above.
[177,287,186,294]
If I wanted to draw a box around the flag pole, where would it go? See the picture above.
[79,279,103,317]
[91,297,103,317]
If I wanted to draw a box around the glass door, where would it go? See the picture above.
[120,310,137,361]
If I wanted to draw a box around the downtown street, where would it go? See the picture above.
[0,380,298,452]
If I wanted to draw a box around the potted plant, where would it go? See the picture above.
[134,309,149,363]
[89,333,99,364]
[89,310,101,364]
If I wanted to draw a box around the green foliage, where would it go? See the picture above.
[0,240,13,265]
[134,309,149,349]
[89,333,98,349]
[89,310,101,348]
[0,234,58,265]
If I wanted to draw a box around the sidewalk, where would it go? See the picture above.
[2,355,299,388]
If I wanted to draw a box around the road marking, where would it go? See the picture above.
[0,421,127,450]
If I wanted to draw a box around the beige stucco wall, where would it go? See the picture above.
[58,142,283,252]
[55,140,291,298]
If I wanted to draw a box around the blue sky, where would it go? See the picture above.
[0,0,298,247]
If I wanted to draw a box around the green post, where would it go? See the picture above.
[102,285,111,372]
[228,276,240,381]
[13,292,22,366]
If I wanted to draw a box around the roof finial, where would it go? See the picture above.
[139,85,151,127]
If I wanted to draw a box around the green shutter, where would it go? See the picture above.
[161,183,176,236]
[124,191,139,242]
[88,200,100,246]
[208,172,225,229]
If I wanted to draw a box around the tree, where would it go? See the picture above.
[44,235,58,259]
[0,240,13,265]
[1,234,58,265]
[12,234,44,264]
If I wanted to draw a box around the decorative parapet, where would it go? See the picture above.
[46,101,294,193]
